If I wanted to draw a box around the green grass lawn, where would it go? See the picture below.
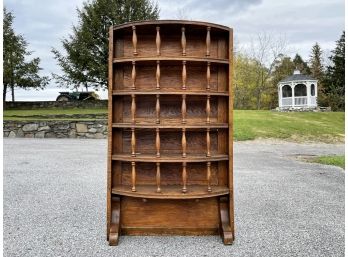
[4,109,345,143]
[4,108,107,117]
[234,110,344,143]
[309,155,345,169]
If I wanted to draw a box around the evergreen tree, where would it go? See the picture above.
[323,31,345,111]
[52,0,159,91]
[3,8,49,102]
[293,53,310,74]
[309,43,325,105]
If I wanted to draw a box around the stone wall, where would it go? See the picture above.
[4,100,108,110]
[3,120,108,139]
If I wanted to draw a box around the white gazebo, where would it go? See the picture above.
[278,70,318,110]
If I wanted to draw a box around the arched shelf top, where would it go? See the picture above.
[112,20,231,32]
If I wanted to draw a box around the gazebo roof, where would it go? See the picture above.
[279,70,316,83]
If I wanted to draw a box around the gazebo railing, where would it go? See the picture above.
[294,96,307,106]
[282,96,311,107]
[281,97,292,106]
[310,96,317,106]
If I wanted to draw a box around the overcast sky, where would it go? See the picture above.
[4,0,345,101]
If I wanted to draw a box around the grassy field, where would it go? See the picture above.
[309,155,345,169]
[4,109,345,143]
[4,108,107,116]
[234,110,344,143]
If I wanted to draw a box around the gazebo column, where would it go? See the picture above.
[279,85,282,108]
[291,82,295,108]
[306,82,310,107]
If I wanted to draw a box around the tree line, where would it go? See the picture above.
[234,32,345,111]
[3,0,345,111]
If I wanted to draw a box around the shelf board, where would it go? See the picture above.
[112,185,229,199]
[112,122,228,129]
[113,56,229,64]
[112,90,229,96]
[112,153,228,162]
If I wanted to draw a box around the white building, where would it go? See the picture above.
[278,70,318,110]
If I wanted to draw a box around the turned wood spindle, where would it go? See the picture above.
[206,26,211,56]
[131,61,136,90]
[207,62,211,91]
[181,95,186,124]
[156,94,160,124]
[181,26,186,56]
[132,26,138,55]
[156,61,160,90]
[156,128,160,157]
[131,128,136,157]
[131,94,136,123]
[182,162,187,193]
[131,161,136,192]
[156,26,161,56]
[156,162,161,193]
[206,128,211,157]
[206,95,211,124]
[182,61,187,90]
[182,128,187,158]
[207,161,212,192]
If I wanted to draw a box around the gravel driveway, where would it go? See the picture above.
[3,139,344,257]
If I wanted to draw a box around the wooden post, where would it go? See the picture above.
[131,128,136,157]
[181,95,186,124]
[182,61,187,90]
[206,128,211,157]
[156,162,161,193]
[207,62,211,91]
[132,26,138,55]
[131,94,136,124]
[182,162,187,193]
[181,26,186,56]
[206,26,211,56]
[182,128,186,158]
[131,162,136,192]
[131,61,136,90]
[207,161,212,192]
[156,94,160,124]
[156,26,161,56]
[206,95,211,124]
[156,128,160,157]
[156,61,160,90]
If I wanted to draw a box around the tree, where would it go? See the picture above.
[247,32,288,109]
[322,31,345,111]
[52,0,159,91]
[309,43,325,105]
[293,53,310,74]
[270,56,295,108]
[3,8,49,102]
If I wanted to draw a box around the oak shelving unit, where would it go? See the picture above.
[107,20,234,245]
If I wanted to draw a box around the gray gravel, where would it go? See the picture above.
[4,139,344,257]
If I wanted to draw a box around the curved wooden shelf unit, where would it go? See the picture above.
[112,90,229,96]
[112,185,229,199]
[113,20,230,31]
[113,56,228,64]
[112,122,228,129]
[112,153,228,163]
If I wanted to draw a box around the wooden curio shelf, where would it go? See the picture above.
[112,185,229,199]
[107,20,234,246]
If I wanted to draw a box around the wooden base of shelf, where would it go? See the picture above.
[112,185,229,199]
